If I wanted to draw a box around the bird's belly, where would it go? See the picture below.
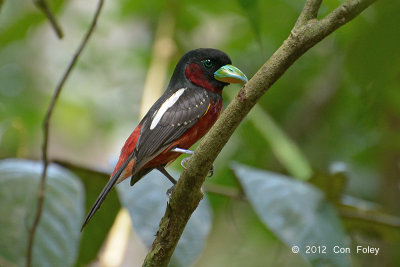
[144,100,222,168]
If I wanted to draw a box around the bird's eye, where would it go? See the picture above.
[203,59,213,68]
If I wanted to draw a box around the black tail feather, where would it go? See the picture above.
[81,153,134,231]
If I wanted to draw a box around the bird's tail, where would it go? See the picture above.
[81,153,135,231]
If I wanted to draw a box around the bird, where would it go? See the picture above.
[81,48,248,230]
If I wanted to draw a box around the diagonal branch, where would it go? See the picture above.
[319,0,377,32]
[337,203,400,229]
[142,0,378,266]
[33,0,64,39]
[25,1,105,266]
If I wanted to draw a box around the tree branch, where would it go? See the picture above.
[143,0,377,266]
[203,183,245,200]
[33,0,64,39]
[204,184,400,229]
[337,204,400,229]
[206,183,400,229]
[25,1,105,266]
[295,0,322,27]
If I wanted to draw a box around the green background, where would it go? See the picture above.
[0,0,399,266]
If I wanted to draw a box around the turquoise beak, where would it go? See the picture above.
[214,64,248,84]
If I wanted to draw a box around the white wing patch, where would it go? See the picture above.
[150,88,186,130]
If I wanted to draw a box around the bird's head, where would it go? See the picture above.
[169,48,248,93]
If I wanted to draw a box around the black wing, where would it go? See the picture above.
[133,87,211,169]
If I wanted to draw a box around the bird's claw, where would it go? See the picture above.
[180,157,190,169]
[208,165,214,177]
[166,185,175,197]
[180,157,214,177]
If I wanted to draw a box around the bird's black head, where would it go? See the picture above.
[168,48,248,93]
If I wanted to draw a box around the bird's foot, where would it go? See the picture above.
[166,185,175,197]
[180,157,214,177]
[208,164,214,177]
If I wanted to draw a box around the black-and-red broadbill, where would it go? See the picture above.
[81,48,248,230]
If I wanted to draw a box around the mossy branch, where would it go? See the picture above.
[143,0,377,266]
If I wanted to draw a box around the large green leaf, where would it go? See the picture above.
[0,159,84,267]
[117,169,212,267]
[232,163,350,267]
[55,160,121,266]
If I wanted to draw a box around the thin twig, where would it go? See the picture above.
[205,184,400,229]
[206,183,400,229]
[207,183,400,229]
[55,159,400,230]
[142,0,377,266]
[25,1,105,266]
[338,204,400,229]
[33,0,64,39]
[203,184,245,200]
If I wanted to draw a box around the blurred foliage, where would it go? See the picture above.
[55,160,121,266]
[233,163,350,267]
[0,0,399,266]
[118,170,212,267]
[0,159,84,267]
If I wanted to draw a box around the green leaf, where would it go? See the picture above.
[237,0,263,50]
[117,169,212,267]
[54,160,121,266]
[0,159,84,267]
[232,163,350,267]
